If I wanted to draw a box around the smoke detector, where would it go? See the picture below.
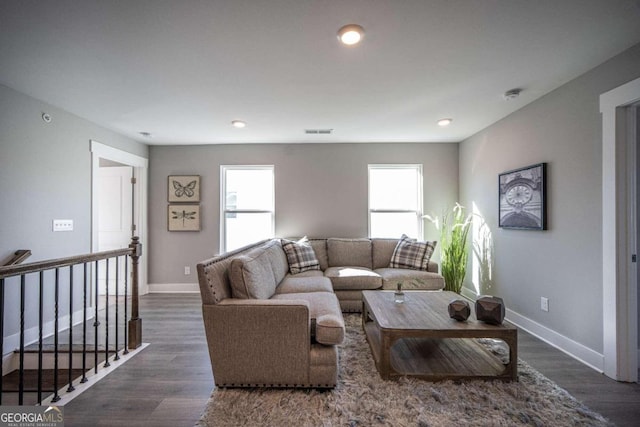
[503,89,522,101]
[305,129,333,135]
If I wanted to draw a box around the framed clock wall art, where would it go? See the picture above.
[498,163,547,230]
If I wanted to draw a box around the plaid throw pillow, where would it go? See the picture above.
[390,234,437,271]
[281,237,321,274]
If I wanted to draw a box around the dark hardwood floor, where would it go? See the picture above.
[62,294,640,427]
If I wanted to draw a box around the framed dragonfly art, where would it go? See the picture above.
[168,204,200,231]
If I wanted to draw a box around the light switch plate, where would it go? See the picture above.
[540,297,549,312]
[53,219,73,232]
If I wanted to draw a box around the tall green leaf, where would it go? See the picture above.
[432,203,472,294]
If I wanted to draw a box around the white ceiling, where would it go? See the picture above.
[2,0,640,145]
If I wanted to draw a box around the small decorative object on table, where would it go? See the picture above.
[448,299,471,321]
[394,283,404,304]
[475,295,505,325]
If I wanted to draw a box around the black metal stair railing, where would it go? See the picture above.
[0,236,142,405]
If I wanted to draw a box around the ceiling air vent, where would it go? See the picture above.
[304,129,333,135]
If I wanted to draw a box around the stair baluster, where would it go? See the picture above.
[0,237,142,405]
[51,268,60,403]
[104,260,110,368]
[66,266,75,393]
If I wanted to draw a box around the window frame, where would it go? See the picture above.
[220,165,275,252]
[367,164,423,239]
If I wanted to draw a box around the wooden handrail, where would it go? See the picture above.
[1,250,32,267]
[0,236,143,405]
[0,248,131,279]
[0,237,143,349]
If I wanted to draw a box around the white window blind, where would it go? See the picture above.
[368,164,423,238]
[221,165,274,252]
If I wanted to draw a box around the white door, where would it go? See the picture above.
[98,165,133,295]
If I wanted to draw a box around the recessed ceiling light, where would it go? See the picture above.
[437,118,453,127]
[231,120,246,128]
[139,131,151,137]
[337,24,364,46]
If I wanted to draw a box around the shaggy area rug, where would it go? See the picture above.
[197,315,611,426]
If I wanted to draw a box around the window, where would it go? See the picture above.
[368,164,423,238]
[221,165,275,252]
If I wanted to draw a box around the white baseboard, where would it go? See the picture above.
[505,308,604,372]
[147,283,199,293]
[460,287,605,373]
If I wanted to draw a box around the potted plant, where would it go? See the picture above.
[425,203,472,293]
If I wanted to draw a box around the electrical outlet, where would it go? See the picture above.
[540,297,549,312]
[184,266,191,275]
[53,219,73,232]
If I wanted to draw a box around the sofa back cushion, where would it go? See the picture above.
[229,240,286,299]
[197,239,271,305]
[371,238,400,269]
[307,239,329,271]
[327,238,372,269]
[265,240,289,284]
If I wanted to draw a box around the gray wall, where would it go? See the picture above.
[458,43,640,353]
[0,84,148,344]
[149,143,458,284]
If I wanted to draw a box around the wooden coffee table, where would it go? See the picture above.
[362,290,517,381]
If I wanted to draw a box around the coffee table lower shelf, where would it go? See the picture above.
[363,322,513,381]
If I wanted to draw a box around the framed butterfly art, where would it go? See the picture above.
[168,175,200,202]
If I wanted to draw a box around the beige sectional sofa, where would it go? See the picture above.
[196,236,444,388]
[301,237,444,311]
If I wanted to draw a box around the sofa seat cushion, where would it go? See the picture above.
[324,266,382,290]
[275,276,333,295]
[375,268,445,290]
[271,292,345,345]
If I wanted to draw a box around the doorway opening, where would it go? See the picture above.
[91,140,148,298]
[97,160,133,295]
[600,78,640,382]
[634,103,640,383]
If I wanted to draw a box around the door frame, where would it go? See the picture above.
[91,140,149,295]
[600,77,640,381]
